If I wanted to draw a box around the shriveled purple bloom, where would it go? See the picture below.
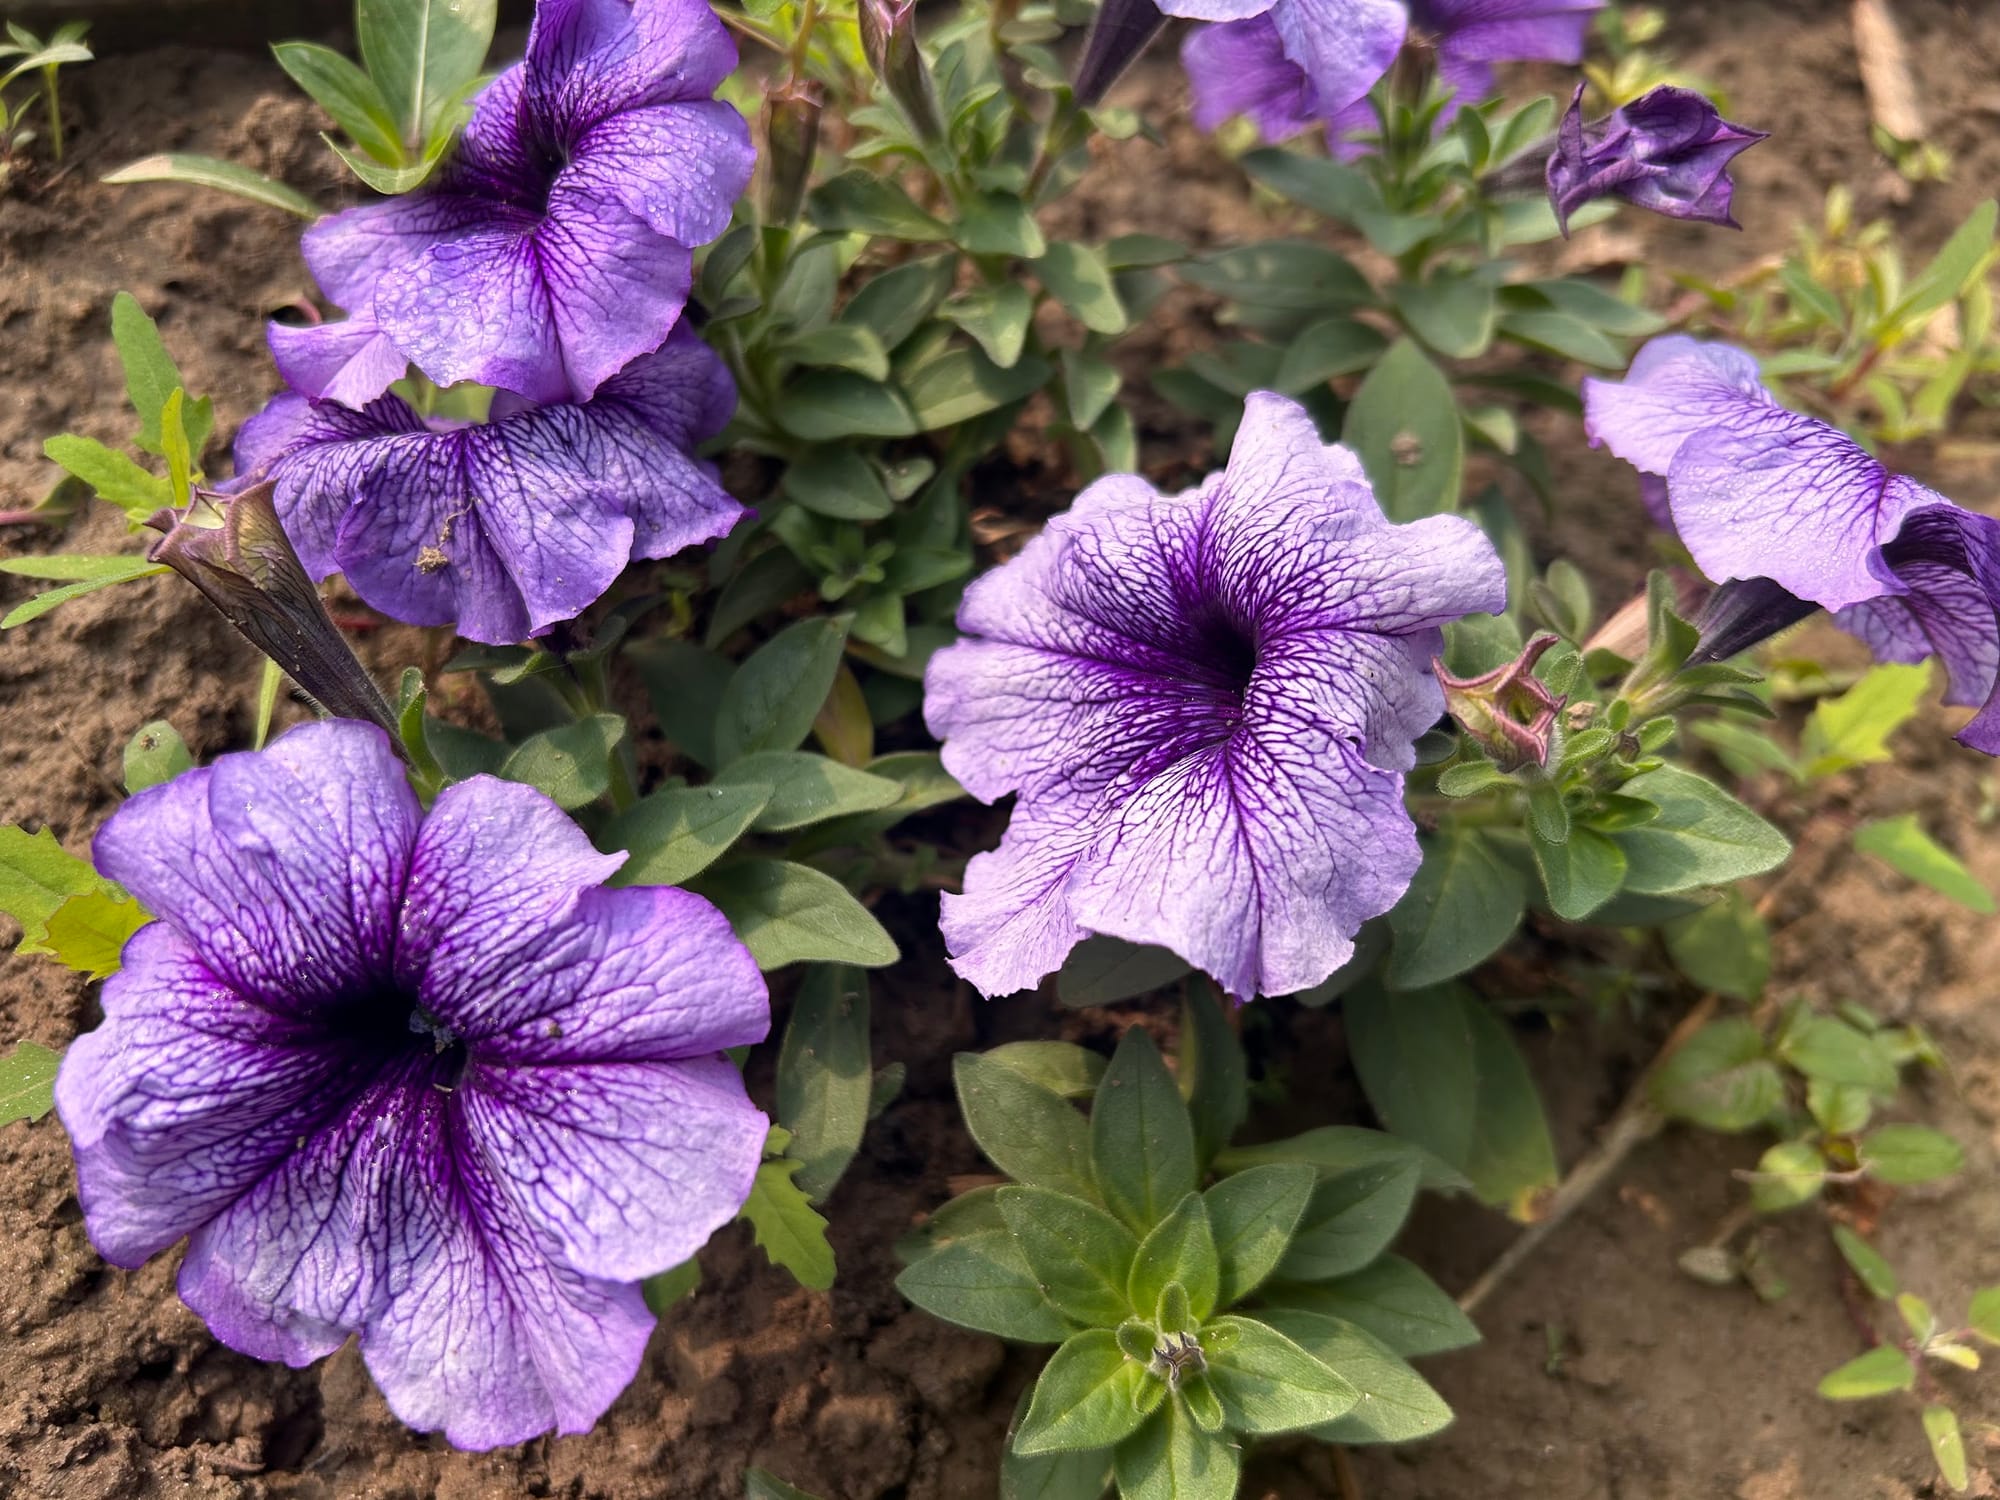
[924,392,1507,1001]
[283,0,754,409]
[1184,0,1601,148]
[55,720,770,1449]
[1547,84,1767,234]
[236,327,741,645]
[1586,335,2000,753]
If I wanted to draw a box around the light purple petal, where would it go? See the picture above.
[1269,0,1407,116]
[90,721,420,1009]
[301,192,492,316]
[55,923,374,1268]
[1582,334,1772,476]
[459,1054,766,1280]
[564,100,755,246]
[525,0,741,132]
[536,178,697,402]
[938,799,1098,996]
[1416,0,1600,63]
[267,317,410,410]
[1184,16,1321,138]
[397,775,626,1008]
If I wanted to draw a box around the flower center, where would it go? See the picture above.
[1199,612,1260,697]
[325,985,471,1090]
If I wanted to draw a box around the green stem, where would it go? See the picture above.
[40,66,61,161]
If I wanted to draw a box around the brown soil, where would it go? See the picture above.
[4,5,2000,1498]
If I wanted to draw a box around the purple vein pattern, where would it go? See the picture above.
[924,392,1507,1001]
[55,721,771,1448]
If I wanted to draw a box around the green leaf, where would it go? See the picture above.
[357,0,495,147]
[1390,270,1497,359]
[1274,1160,1421,1282]
[1495,308,1625,366]
[1014,1332,1151,1455]
[1037,243,1128,335]
[840,255,958,352]
[1816,1346,1915,1400]
[642,1255,701,1315]
[954,1051,1098,1202]
[1214,1126,1469,1195]
[691,860,898,969]
[604,783,770,887]
[779,323,891,382]
[102,154,319,219]
[942,283,1036,369]
[1776,1012,1898,1094]
[955,192,1046,257]
[1833,1225,1899,1299]
[786,750,964,852]
[896,1218,1074,1341]
[1002,1382,1116,1500]
[714,751,900,832]
[122,720,191,793]
[1750,1140,1825,1214]
[1201,1314,1359,1434]
[1341,338,1465,521]
[715,617,850,766]
[1923,1404,1970,1494]
[0,825,112,953]
[1801,662,1931,778]
[898,344,1051,431]
[498,714,624,809]
[1854,815,1994,912]
[1183,241,1371,311]
[1264,1311,1454,1444]
[1263,1254,1479,1358]
[629,639,732,771]
[41,434,170,517]
[1610,766,1790,895]
[1205,1165,1315,1307]
[1386,825,1524,986]
[745,1467,825,1500]
[1273,317,1390,393]
[1056,936,1193,1007]
[1532,825,1627,921]
[38,891,149,979]
[1178,987,1246,1170]
[1969,1286,2000,1344]
[1092,1029,1199,1235]
[0,1040,60,1126]
[1858,1123,1964,1185]
[776,966,873,1202]
[1128,1194,1221,1327]
[807,170,949,239]
[1111,1401,1240,1500]
[1061,351,1121,430]
[781,447,893,522]
[1662,890,1771,1000]
[111,291,211,460]
[0,560,171,628]
[1891,199,1996,324]
[777,371,920,441]
[741,1154,836,1290]
[271,40,401,163]
[985,1040,1107,1100]
[999,1186,1141,1326]
[1649,1018,1783,1132]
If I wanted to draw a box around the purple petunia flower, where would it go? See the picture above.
[54,720,771,1449]
[1546,84,1767,234]
[1184,0,1602,149]
[923,392,1507,1001]
[236,327,742,645]
[282,0,754,409]
[1585,335,2000,753]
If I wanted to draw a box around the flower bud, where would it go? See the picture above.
[1435,632,1566,772]
[859,0,945,145]
[148,481,400,742]
[760,78,824,227]
[1073,0,1166,108]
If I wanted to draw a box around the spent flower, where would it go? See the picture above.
[1436,632,1565,771]
[1546,83,1767,235]
[56,720,770,1448]
[279,0,754,409]
[1586,335,2000,753]
[924,391,1507,1001]
[236,328,741,645]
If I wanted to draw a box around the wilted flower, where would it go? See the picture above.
[924,392,1507,1001]
[1436,633,1565,771]
[148,480,398,738]
[279,0,753,408]
[1546,84,1767,235]
[1184,0,1601,150]
[1585,335,2000,753]
[56,720,770,1449]
[236,328,741,645]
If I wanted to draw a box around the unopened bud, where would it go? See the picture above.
[1073,0,1166,107]
[1435,632,1566,773]
[760,78,824,227]
[148,481,399,743]
[859,0,944,145]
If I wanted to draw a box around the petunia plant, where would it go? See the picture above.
[898,1001,1472,1498]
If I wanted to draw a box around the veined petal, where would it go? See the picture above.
[55,924,374,1268]
[458,1054,765,1280]
[1269,0,1407,116]
[91,721,421,1009]
[565,100,755,247]
[1418,0,1600,63]
[537,178,696,402]
[301,192,492,314]
[1183,15,1321,138]
[526,0,741,134]
[267,317,410,410]
[1582,334,1773,476]
[939,798,1099,997]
